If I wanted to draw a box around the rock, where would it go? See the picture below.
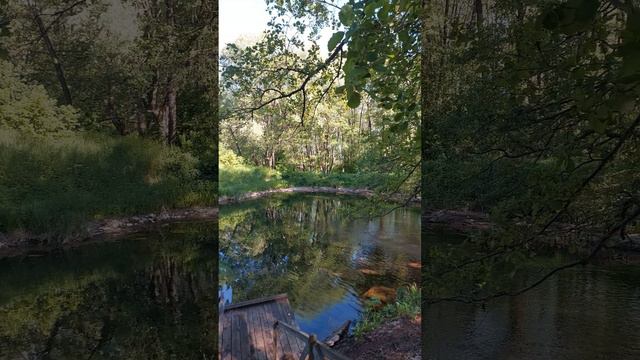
[358,268,382,276]
[324,320,351,347]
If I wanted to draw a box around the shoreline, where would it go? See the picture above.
[0,188,495,259]
[219,186,421,206]
[0,206,218,259]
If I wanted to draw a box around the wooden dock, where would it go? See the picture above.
[220,294,306,359]
[219,293,351,360]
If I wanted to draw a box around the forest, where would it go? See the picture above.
[423,0,640,302]
[218,1,423,358]
[219,0,420,201]
[0,0,217,242]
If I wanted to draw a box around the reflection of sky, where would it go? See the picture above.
[219,283,233,306]
[296,292,362,341]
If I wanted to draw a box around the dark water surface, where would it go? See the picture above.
[425,235,640,359]
[219,194,421,340]
[0,221,217,359]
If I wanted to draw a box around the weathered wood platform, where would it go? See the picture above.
[219,294,307,360]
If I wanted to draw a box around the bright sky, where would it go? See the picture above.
[219,0,335,57]
[219,0,270,52]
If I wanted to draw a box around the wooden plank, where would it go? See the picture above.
[221,294,351,360]
[238,312,250,360]
[257,302,277,360]
[270,301,295,357]
[231,313,241,360]
[277,300,304,355]
[248,303,267,360]
[223,293,289,311]
[221,312,232,360]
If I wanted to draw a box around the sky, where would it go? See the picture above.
[219,0,270,52]
[219,0,335,57]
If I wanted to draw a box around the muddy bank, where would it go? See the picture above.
[0,206,217,258]
[423,208,491,232]
[334,316,421,360]
[219,186,421,206]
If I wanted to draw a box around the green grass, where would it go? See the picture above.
[353,284,421,337]
[0,129,215,238]
[219,163,288,196]
[219,163,390,197]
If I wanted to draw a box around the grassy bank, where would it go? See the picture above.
[219,163,390,197]
[0,129,214,238]
[353,284,421,337]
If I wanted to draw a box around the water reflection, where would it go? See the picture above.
[219,194,421,340]
[425,262,640,359]
[0,222,217,359]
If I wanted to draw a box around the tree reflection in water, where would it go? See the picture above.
[219,194,420,339]
[0,222,217,359]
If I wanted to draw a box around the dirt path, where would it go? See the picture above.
[334,316,422,360]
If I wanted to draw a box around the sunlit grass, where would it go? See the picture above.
[219,163,392,197]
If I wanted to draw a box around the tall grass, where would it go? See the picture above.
[0,129,214,237]
[219,163,287,196]
[353,284,421,337]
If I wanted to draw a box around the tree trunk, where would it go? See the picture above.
[474,0,483,31]
[106,96,126,135]
[29,2,72,105]
[152,78,177,145]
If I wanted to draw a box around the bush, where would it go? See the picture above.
[0,60,78,135]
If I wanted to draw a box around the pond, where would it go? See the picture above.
[0,221,217,359]
[219,194,421,340]
[425,231,640,360]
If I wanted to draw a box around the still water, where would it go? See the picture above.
[0,222,217,359]
[219,194,421,340]
[425,238,640,359]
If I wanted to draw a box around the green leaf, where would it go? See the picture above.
[347,90,361,108]
[399,30,411,45]
[339,4,355,26]
[589,117,606,134]
[327,31,344,51]
[364,2,377,17]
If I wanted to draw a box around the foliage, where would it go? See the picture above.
[220,0,420,199]
[0,60,78,134]
[423,0,640,302]
[219,159,393,197]
[353,283,421,337]
[0,129,213,237]
[0,0,217,237]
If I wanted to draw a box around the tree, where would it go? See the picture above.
[423,0,640,302]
